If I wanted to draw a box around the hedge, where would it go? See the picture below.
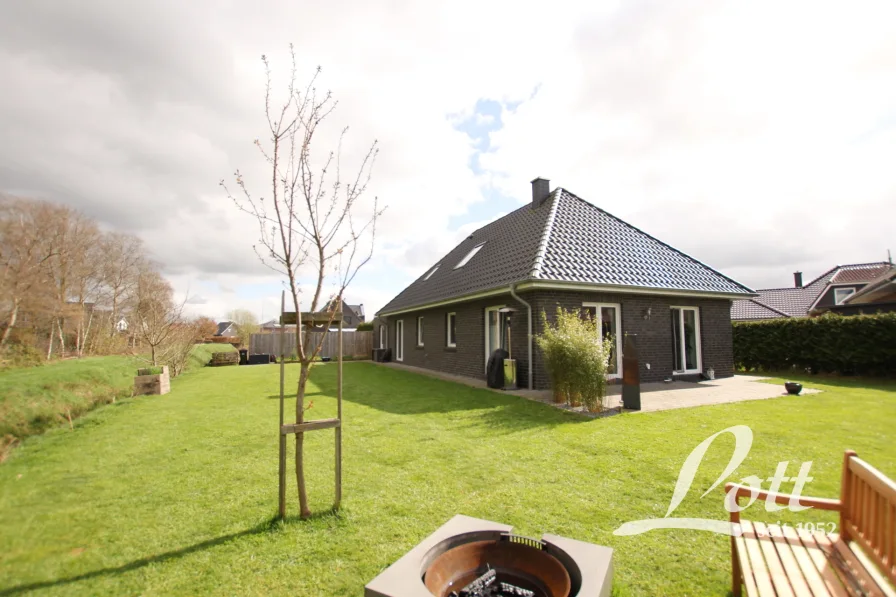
[733,312,896,375]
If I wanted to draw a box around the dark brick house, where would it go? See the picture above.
[376,179,755,389]
[731,262,894,321]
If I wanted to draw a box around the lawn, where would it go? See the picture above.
[0,363,893,596]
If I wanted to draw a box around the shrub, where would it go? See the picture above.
[356,322,374,331]
[733,312,896,376]
[0,342,44,370]
[536,307,614,412]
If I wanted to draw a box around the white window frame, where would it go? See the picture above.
[484,305,506,371]
[455,243,485,269]
[416,316,424,347]
[834,287,856,305]
[582,302,623,379]
[395,320,404,361]
[670,306,702,375]
[379,324,385,349]
[446,312,457,347]
[423,265,440,280]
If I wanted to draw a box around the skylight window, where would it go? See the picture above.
[423,265,440,280]
[454,243,485,269]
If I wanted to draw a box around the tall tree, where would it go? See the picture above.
[0,197,57,347]
[222,49,383,518]
[100,232,146,338]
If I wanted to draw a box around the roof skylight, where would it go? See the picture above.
[454,243,485,269]
[423,265,440,280]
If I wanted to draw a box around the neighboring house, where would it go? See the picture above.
[322,299,367,328]
[115,317,128,333]
[215,321,237,337]
[258,319,297,333]
[375,178,755,389]
[731,262,894,321]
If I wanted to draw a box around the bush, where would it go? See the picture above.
[356,322,374,331]
[536,307,613,412]
[0,342,44,370]
[733,312,896,376]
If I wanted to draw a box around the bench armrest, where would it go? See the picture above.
[725,483,841,521]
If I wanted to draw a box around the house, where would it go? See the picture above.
[375,178,755,389]
[322,299,366,328]
[215,321,237,337]
[731,262,893,321]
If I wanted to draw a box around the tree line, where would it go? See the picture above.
[0,195,217,372]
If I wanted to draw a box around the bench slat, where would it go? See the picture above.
[735,530,761,597]
[780,525,835,597]
[830,536,892,597]
[767,525,813,596]
[798,531,850,596]
[741,521,778,596]
[754,522,796,597]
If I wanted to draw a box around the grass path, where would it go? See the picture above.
[0,363,893,596]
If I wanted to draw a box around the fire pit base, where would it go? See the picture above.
[364,515,613,597]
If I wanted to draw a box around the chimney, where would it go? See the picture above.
[793,271,803,288]
[531,177,550,207]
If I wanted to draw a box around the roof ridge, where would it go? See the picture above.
[529,189,561,279]
[556,189,755,294]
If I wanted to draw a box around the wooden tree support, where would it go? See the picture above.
[277,292,344,519]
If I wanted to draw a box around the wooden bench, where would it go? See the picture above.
[726,450,896,596]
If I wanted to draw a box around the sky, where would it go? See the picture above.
[1,0,895,322]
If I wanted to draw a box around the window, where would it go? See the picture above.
[447,312,457,347]
[581,303,622,377]
[423,265,440,280]
[395,320,404,361]
[834,287,856,305]
[455,242,485,269]
[671,307,701,374]
[379,325,385,349]
[416,316,424,346]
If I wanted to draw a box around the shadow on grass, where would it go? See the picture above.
[307,362,587,431]
[0,518,283,596]
[266,392,323,400]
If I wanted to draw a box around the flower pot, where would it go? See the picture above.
[784,381,802,395]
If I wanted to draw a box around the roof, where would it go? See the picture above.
[843,265,896,305]
[347,304,364,318]
[731,299,792,321]
[378,188,753,315]
[215,321,234,336]
[731,261,892,320]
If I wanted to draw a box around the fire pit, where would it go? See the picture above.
[365,515,613,597]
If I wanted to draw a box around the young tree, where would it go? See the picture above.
[222,48,383,518]
[133,266,185,366]
[226,308,259,346]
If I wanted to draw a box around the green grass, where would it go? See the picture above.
[0,364,893,596]
[0,344,236,448]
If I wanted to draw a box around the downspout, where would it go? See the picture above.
[509,284,533,390]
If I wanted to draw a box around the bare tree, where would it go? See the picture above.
[226,308,259,347]
[133,266,186,366]
[222,48,383,518]
[0,197,57,347]
[100,232,146,338]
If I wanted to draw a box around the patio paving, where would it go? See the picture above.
[373,362,821,415]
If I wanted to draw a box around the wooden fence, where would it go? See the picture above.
[249,331,373,359]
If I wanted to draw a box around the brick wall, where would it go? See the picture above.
[380,290,734,389]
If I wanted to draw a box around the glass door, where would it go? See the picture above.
[582,303,622,377]
[484,306,506,370]
[671,307,701,373]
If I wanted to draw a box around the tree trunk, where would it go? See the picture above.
[294,361,311,518]
[0,299,19,347]
[56,318,66,358]
[47,328,54,359]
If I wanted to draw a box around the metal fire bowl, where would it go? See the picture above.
[423,539,571,597]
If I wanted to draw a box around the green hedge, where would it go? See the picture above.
[733,312,896,375]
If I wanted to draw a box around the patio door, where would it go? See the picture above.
[671,307,701,374]
[395,320,404,361]
[484,305,506,371]
[582,303,622,378]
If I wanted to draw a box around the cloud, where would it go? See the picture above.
[1,0,894,319]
